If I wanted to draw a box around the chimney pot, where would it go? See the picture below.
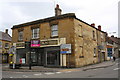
[91,23,95,27]
[5,29,8,34]
[98,25,101,30]
[56,4,59,8]
[111,35,114,37]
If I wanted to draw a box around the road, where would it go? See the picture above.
[2,60,119,78]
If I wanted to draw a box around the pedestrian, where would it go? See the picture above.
[113,54,116,61]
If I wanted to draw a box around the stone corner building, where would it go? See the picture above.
[0,29,12,63]
[11,4,107,68]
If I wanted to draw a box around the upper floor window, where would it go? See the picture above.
[93,30,95,40]
[5,43,9,48]
[51,25,58,37]
[18,31,23,41]
[32,28,39,39]
[0,41,2,48]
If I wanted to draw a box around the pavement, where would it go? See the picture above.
[2,60,116,73]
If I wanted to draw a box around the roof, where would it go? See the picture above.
[107,36,119,44]
[12,13,76,29]
[0,31,12,42]
[11,13,106,33]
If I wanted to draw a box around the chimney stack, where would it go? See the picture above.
[98,25,101,30]
[111,35,114,37]
[5,29,8,34]
[91,23,95,27]
[55,4,62,16]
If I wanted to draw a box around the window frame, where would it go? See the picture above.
[51,25,58,37]
[32,28,40,39]
[94,48,97,57]
[5,43,9,48]
[93,30,95,40]
[18,31,23,41]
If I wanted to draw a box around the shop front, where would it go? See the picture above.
[15,38,67,67]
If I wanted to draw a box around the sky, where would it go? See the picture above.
[0,0,119,37]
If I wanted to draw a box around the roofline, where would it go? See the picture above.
[11,13,107,34]
[11,13,76,29]
[75,18,107,34]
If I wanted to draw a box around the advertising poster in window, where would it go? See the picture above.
[31,40,40,47]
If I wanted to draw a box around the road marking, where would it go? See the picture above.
[14,72,23,73]
[93,69,98,70]
[44,72,55,75]
[10,77,13,78]
[34,73,42,76]
[56,72,62,74]
[65,71,72,73]
[113,68,120,70]
[23,75,28,78]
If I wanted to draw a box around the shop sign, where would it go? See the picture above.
[31,40,40,47]
[60,44,71,54]
[40,40,58,46]
[16,42,25,49]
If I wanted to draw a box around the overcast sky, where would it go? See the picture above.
[0,0,119,37]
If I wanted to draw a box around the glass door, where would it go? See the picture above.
[47,50,59,66]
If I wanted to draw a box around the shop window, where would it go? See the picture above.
[5,43,9,48]
[18,31,23,41]
[31,52,37,63]
[32,28,39,39]
[51,25,58,37]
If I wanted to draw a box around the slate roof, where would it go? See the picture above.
[0,31,11,42]
[107,36,119,45]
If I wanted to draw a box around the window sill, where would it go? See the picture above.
[18,40,23,42]
[31,38,40,40]
[50,36,58,38]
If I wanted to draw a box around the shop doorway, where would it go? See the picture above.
[46,50,60,66]
[37,49,44,66]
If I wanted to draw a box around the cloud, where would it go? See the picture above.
[0,0,119,37]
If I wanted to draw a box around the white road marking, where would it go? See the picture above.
[23,75,28,78]
[10,77,13,78]
[44,72,55,75]
[65,71,72,73]
[113,68,120,70]
[34,73,42,76]
[14,72,23,73]
[56,72,62,74]
[93,69,98,70]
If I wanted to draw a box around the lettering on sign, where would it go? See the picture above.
[31,40,40,47]
[40,40,58,46]
[16,42,25,48]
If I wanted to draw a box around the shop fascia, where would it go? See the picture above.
[15,38,66,49]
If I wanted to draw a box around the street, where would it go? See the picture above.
[2,60,119,78]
